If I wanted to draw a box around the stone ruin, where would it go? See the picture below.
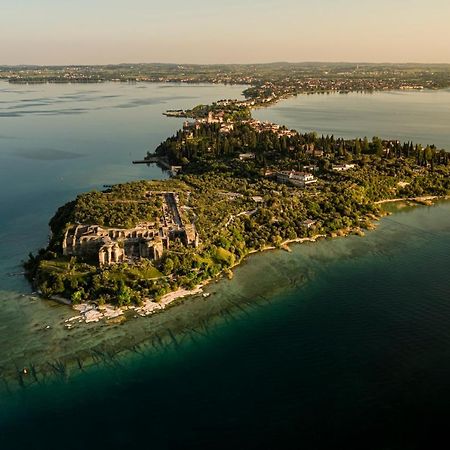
[62,192,199,266]
[62,223,169,266]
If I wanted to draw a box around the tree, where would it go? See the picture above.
[162,257,174,275]
[372,137,383,156]
[362,137,370,153]
[424,145,433,164]
[354,139,362,156]
[117,284,133,307]
[71,289,85,304]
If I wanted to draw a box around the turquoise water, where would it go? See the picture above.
[1,202,450,450]
[1,84,450,449]
[0,81,246,383]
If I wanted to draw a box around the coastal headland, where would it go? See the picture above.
[25,80,450,325]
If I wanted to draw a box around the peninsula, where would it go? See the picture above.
[24,76,450,321]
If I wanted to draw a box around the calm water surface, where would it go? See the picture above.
[254,89,450,151]
[1,84,450,449]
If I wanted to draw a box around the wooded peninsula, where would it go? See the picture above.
[24,78,450,320]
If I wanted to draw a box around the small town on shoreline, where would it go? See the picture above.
[3,62,450,95]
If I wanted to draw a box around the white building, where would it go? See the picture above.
[238,152,256,161]
[277,171,317,188]
[332,163,356,172]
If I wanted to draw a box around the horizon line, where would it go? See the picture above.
[2,61,450,68]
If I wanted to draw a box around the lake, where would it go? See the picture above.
[1,83,450,450]
[254,89,450,151]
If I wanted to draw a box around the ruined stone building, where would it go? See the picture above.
[62,191,198,266]
[62,223,169,266]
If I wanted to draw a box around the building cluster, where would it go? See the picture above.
[184,115,300,140]
[183,111,235,135]
[331,163,356,171]
[304,143,324,158]
[276,170,318,188]
[244,119,298,138]
[62,192,198,266]
[63,223,169,266]
[244,75,433,103]
[399,85,424,90]
[204,111,225,124]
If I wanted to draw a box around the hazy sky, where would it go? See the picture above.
[2,0,450,65]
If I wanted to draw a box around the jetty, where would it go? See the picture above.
[132,154,182,175]
[132,155,159,164]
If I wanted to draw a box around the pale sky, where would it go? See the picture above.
[1,0,450,65]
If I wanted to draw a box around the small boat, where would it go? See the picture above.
[202,293,210,298]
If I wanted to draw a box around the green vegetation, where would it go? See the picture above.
[185,103,251,121]
[50,179,189,231]
[24,77,450,308]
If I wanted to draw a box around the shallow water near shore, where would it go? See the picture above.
[1,83,450,449]
[0,80,247,377]
[1,201,450,449]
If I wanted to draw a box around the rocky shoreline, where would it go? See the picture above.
[61,222,381,328]
[50,196,448,330]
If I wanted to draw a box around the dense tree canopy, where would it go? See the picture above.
[26,115,450,306]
